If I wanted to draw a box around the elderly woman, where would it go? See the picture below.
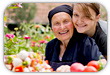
[45,5,104,71]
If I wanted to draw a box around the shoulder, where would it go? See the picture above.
[75,31,94,44]
[46,38,58,47]
[98,20,107,34]
[45,38,58,54]
[73,29,97,46]
[93,23,107,41]
[98,25,107,41]
[73,29,89,42]
[82,36,96,46]
[97,21,107,36]
[73,32,97,49]
[45,38,58,60]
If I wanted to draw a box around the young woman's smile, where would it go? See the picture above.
[72,4,99,35]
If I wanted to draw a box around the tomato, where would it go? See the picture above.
[87,60,100,70]
[83,66,97,72]
[15,66,24,72]
[70,63,85,72]
[45,60,49,64]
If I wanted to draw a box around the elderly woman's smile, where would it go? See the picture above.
[52,12,74,41]
[59,30,69,35]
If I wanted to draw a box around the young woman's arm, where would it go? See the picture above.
[82,37,105,65]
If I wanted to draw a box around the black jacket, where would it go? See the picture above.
[45,30,103,71]
[92,23,107,56]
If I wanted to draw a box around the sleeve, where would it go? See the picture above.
[45,42,51,61]
[83,37,105,64]
[45,39,55,61]
[99,33,107,56]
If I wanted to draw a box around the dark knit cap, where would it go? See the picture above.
[48,5,73,27]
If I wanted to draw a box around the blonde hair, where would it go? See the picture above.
[72,3,100,20]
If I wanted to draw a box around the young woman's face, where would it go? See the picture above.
[72,4,99,34]
[52,12,74,42]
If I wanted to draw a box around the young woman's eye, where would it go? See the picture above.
[85,16,89,19]
[73,14,78,17]
[84,16,93,20]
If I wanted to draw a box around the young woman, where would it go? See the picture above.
[72,3,107,59]
[45,4,104,71]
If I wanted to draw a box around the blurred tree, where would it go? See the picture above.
[100,5,107,21]
[10,3,37,23]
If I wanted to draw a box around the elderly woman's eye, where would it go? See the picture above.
[54,22,60,26]
[64,20,69,24]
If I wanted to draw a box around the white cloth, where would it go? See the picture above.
[98,20,107,34]
[59,57,62,61]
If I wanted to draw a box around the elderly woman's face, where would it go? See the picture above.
[51,12,74,41]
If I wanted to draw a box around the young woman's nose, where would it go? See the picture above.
[77,17,84,24]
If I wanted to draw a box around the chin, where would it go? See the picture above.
[60,38,68,41]
[59,37,70,42]
[75,26,87,34]
[76,29,85,34]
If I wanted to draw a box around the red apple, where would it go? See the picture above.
[70,63,85,72]
[83,66,97,72]
[87,60,100,70]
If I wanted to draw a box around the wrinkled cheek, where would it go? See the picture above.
[52,27,59,35]
[68,23,74,29]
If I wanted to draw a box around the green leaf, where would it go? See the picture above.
[4,16,7,22]
[7,56,13,64]
[7,6,19,9]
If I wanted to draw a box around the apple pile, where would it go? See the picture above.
[4,50,53,72]
[56,59,106,72]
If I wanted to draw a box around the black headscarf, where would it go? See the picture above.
[48,5,73,27]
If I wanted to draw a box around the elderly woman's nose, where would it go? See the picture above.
[60,24,65,29]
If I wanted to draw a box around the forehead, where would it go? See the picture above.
[73,4,83,12]
[52,12,71,21]
[73,4,86,16]
[73,4,96,17]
